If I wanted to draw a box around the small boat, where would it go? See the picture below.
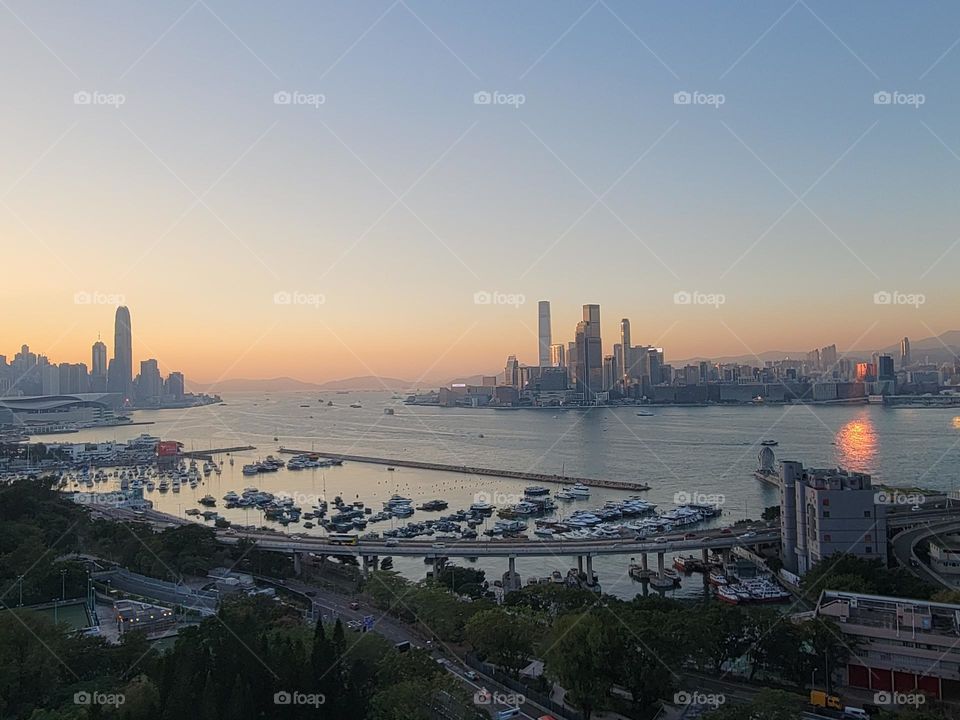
[760,440,778,446]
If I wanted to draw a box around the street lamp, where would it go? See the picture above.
[17,575,23,607]
[61,569,67,601]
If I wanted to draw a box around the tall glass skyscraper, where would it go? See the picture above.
[108,306,132,399]
[537,301,552,367]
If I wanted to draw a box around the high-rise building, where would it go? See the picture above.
[108,306,133,400]
[877,354,895,381]
[91,340,107,392]
[136,359,163,403]
[900,337,911,368]
[619,319,633,382]
[91,340,107,378]
[581,305,603,395]
[549,343,565,368]
[537,301,552,368]
[820,344,838,370]
[58,363,90,394]
[503,355,519,389]
[602,355,616,391]
[165,371,185,398]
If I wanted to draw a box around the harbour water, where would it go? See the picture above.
[54,392,960,599]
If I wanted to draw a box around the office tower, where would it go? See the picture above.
[58,363,89,394]
[646,347,663,385]
[806,349,821,371]
[40,364,60,395]
[602,355,616,391]
[582,305,603,395]
[613,343,624,387]
[550,343,565,368]
[165,371,185,398]
[108,305,133,399]
[91,340,107,378]
[619,318,633,381]
[900,337,911,368]
[698,361,710,384]
[503,355,519,389]
[877,354,895,381]
[820,344,838,370]
[537,301,552,367]
[566,342,576,383]
[136,359,163,402]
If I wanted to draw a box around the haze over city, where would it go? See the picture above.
[3,1,960,383]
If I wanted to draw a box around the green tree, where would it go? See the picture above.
[464,608,539,674]
[544,613,611,719]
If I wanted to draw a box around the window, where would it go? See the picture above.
[864,510,871,517]
[823,511,830,518]
[823,498,830,506]
[866,546,872,553]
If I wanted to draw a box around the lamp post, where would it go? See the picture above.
[17,575,23,607]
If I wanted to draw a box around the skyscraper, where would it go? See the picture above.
[108,305,133,400]
[537,301,552,367]
[550,343,565,368]
[900,337,911,368]
[91,339,108,392]
[619,318,633,382]
[91,340,107,377]
[503,355,519,389]
[582,305,603,394]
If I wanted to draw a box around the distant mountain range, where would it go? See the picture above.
[189,331,959,392]
[676,330,960,367]
[189,375,417,393]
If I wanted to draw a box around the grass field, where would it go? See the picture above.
[32,601,92,630]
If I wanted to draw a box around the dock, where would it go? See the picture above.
[278,448,651,491]
[181,446,256,460]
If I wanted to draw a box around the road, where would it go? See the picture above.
[261,575,554,719]
[890,519,960,589]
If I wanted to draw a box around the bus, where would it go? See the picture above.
[329,533,359,546]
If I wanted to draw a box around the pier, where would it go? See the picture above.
[181,446,256,460]
[278,448,651,491]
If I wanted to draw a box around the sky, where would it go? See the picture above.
[2,1,959,384]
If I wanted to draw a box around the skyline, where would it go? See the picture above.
[3,299,956,389]
[3,2,960,382]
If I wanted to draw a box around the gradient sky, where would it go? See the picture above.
[2,1,959,384]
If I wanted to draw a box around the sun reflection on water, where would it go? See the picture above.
[835,414,878,471]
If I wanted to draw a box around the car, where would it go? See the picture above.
[910,558,921,568]
[720,527,732,535]
[385,538,399,547]
[464,670,478,681]
[432,543,446,549]
[683,533,698,540]
[911,505,921,512]
[739,531,757,539]
[349,601,360,610]
[346,620,362,631]
[435,657,446,665]
[654,536,668,543]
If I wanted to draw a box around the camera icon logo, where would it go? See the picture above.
[874,91,892,105]
[74,691,92,705]
[473,688,492,705]
[474,91,492,105]
[274,91,292,105]
[873,290,892,305]
[74,91,92,105]
[274,691,292,705]
[673,91,692,105]
[673,290,692,305]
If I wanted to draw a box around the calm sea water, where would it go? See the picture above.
[58,392,960,599]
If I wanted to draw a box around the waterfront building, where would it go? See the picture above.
[549,343,565,368]
[0,393,123,427]
[165,371,185,398]
[108,306,133,401]
[821,344,839,370]
[779,461,887,575]
[900,337,911,368]
[813,590,960,699]
[91,340,107,392]
[581,305,603,395]
[877,354,895,381]
[135,359,163,404]
[537,301,552,367]
[503,355,519,389]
